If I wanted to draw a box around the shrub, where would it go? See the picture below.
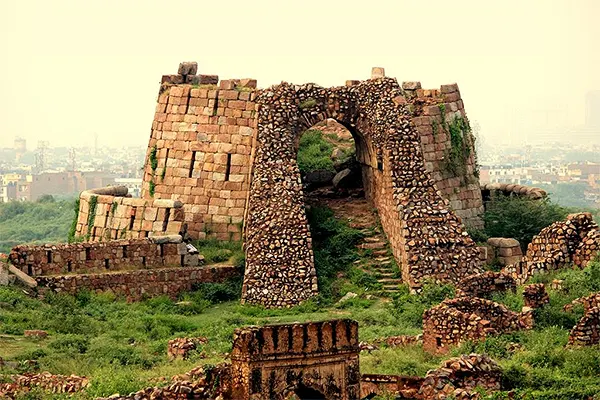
[484,195,568,251]
[191,277,242,304]
[297,130,335,174]
[48,334,90,354]
[306,205,363,301]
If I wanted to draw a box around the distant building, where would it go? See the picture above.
[586,91,600,128]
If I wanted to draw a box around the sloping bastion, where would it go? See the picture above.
[65,61,488,307]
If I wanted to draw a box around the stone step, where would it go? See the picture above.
[382,285,403,291]
[359,242,386,250]
[378,278,404,284]
[373,249,388,256]
[363,236,384,243]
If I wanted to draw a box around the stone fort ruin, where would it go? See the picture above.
[72,62,485,307]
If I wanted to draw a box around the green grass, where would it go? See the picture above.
[297,129,335,174]
[194,238,244,267]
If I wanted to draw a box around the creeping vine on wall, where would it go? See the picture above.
[149,145,158,197]
[436,103,474,181]
[68,197,81,243]
[86,195,98,237]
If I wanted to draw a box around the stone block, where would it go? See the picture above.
[178,62,198,76]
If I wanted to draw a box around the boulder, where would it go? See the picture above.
[333,168,360,188]
[303,169,335,185]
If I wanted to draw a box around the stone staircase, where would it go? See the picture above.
[316,194,403,296]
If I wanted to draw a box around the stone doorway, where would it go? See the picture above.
[242,77,482,307]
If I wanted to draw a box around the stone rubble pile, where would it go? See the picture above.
[97,364,232,400]
[503,213,599,283]
[522,284,549,309]
[167,337,208,360]
[455,271,516,298]
[0,372,88,398]
[418,354,502,400]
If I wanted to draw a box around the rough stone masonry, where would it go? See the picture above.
[76,62,484,307]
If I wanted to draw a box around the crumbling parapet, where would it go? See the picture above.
[230,319,360,400]
[522,283,549,309]
[481,182,547,201]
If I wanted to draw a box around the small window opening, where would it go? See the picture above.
[142,256,146,266]
[377,157,383,171]
[46,250,52,263]
[122,245,128,258]
[85,247,91,261]
[189,151,196,178]
[67,260,72,272]
[27,264,33,276]
[104,259,110,269]
[436,337,442,347]
[129,207,137,230]
[180,255,185,267]
[225,153,232,181]
[162,208,171,232]
[160,244,164,257]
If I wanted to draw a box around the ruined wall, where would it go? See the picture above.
[569,307,600,346]
[418,354,502,399]
[486,237,523,267]
[9,237,193,276]
[423,297,523,354]
[404,82,484,229]
[230,319,360,400]
[242,75,482,306]
[142,69,257,241]
[503,213,599,283]
[136,64,485,306]
[481,182,547,201]
[35,265,239,301]
[455,271,516,298]
[522,283,549,309]
[75,187,184,242]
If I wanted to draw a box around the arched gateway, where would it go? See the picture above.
[243,76,482,307]
[73,63,484,308]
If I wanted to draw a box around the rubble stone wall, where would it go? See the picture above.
[230,319,360,400]
[35,265,239,301]
[456,271,516,298]
[481,182,547,201]
[569,306,600,346]
[9,238,188,276]
[75,186,185,242]
[404,82,483,229]
[242,76,482,306]
[418,354,502,399]
[423,297,522,354]
[503,213,599,283]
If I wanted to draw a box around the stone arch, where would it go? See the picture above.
[242,78,482,307]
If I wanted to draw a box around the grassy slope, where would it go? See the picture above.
[0,198,75,254]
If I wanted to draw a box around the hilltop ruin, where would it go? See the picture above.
[69,62,485,307]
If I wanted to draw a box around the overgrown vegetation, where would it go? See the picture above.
[194,238,245,268]
[297,130,335,174]
[67,198,81,243]
[483,195,568,250]
[86,195,98,239]
[0,197,75,254]
[148,145,158,197]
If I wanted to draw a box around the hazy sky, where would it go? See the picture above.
[1,0,599,149]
